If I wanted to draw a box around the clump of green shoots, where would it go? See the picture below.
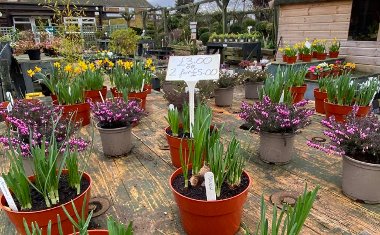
[260,67,292,104]
[317,76,330,92]
[165,104,180,136]
[181,102,190,134]
[207,138,228,197]
[285,66,308,87]
[107,216,133,235]
[66,150,83,195]
[225,136,245,187]
[247,185,319,235]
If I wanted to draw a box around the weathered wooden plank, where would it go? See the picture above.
[340,47,380,57]
[280,3,351,17]
[278,31,348,40]
[279,22,349,32]
[279,14,350,24]
[280,0,352,11]
[341,41,380,48]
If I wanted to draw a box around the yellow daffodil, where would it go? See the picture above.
[89,63,95,71]
[145,58,153,68]
[150,66,156,72]
[64,64,73,73]
[116,60,123,66]
[108,61,114,68]
[27,69,35,77]
[34,66,42,73]
[74,67,82,74]
[78,61,88,71]
[54,62,61,68]
[95,60,103,67]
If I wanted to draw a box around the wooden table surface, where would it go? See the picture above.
[0,86,379,234]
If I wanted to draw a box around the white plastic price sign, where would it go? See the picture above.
[0,177,18,211]
[166,55,220,136]
[204,172,216,201]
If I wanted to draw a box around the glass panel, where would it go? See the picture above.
[14,23,32,31]
[348,0,380,41]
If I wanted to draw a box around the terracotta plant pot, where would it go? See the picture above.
[54,102,91,126]
[84,86,107,103]
[71,231,108,235]
[214,87,234,107]
[144,84,152,94]
[329,51,339,58]
[282,55,288,62]
[111,88,149,110]
[244,82,263,99]
[169,167,251,235]
[313,88,327,114]
[286,56,297,64]
[316,53,327,60]
[0,170,92,235]
[290,85,307,104]
[309,73,318,80]
[165,127,191,168]
[302,54,312,62]
[259,132,295,164]
[97,124,132,156]
[324,99,371,122]
[312,51,318,58]
[27,49,41,60]
[320,70,331,78]
[331,68,340,77]
[0,101,9,121]
[298,54,303,61]
[342,155,380,203]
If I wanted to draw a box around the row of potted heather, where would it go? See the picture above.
[209,32,262,43]
[307,61,356,80]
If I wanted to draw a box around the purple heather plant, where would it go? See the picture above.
[307,106,380,164]
[90,98,145,129]
[239,96,314,133]
[0,100,88,156]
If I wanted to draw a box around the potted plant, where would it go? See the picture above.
[330,60,343,76]
[77,60,107,103]
[278,47,287,62]
[165,103,212,168]
[0,100,88,174]
[313,39,327,60]
[209,32,217,42]
[142,58,156,94]
[316,62,332,78]
[170,109,250,235]
[12,30,42,60]
[324,75,379,122]
[110,60,150,110]
[343,62,356,74]
[238,60,253,69]
[308,108,380,203]
[329,38,340,58]
[242,68,268,99]
[301,40,312,62]
[90,96,145,156]
[238,34,245,42]
[307,65,321,80]
[31,64,91,126]
[242,74,314,164]
[0,121,92,235]
[294,42,303,61]
[109,28,139,56]
[314,77,329,114]
[214,70,239,107]
[286,66,308,104]
[283,45,297,64]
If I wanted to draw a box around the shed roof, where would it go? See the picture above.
[1,0,152,8]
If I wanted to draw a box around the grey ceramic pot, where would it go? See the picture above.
[342,155,380,204]
[97,125,132,156]
[245,82,263,99]
[215,87,234,107]
[259,132,295,164]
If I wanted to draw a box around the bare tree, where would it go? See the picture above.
[215,0,230,34]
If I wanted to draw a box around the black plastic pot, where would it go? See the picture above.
[151,77,161,91]
[27,49,41,60]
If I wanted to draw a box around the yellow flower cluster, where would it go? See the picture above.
[344,62,356,69]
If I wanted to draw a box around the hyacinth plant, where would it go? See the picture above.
[239,96,314,134]
[90,97,145,129]
[307,106,380,164]
[0,100,88,157]
[2,118,88,210]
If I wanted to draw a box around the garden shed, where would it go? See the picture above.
[274,0,380,73]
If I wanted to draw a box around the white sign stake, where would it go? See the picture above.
[204,172,216,201]
[6,92,14,105]
[165,54,220,136]
[0,177,18,211]
[98,91,105,103]
[141,79,145,92]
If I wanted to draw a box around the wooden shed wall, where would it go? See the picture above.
[277,0,380,73]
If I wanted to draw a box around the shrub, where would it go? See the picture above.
[109,28,139,56]
[230,23,243,34]
[198,27,209,37]
[199,32,211,45]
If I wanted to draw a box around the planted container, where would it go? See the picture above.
[342,155,380,203]
[290,85,307,104]
[27,49,41,60]
[324,100,370,122]
[215,87,234,107]
[111,88,149,110]
[54,102,91,126]
[259,132,295,164]
[165,127,191,168]
[316,53,327,60]
[286,56,297,64]
[84,86,107,103]
[71,231,108,235]
[97,125,132,156]
[144,84,152,94]
[169,167,250,235]
[313,88,327,114]
[329,51,339,58]
[245,82,263,99]
[302,54,312,62]
[0,170,92,235]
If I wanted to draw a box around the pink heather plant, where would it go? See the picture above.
[239,96,314,133]
[307,106,380,164]
[0,100,88,156]
[90,98,145,129]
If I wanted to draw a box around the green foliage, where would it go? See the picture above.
[230,23,243,34]
[61,195,93,235]
[242,18,256,31]
[250,185,319,235]
[285,66,307,87]
[165,106,180,136]
[55,80,84,105]
[110,29,139,56]
[198,27,209,37]
[199,32,211,45]
[211,22,223,34]
[107,216,133,235]
[259,67,292,104]
[326,74,355,106]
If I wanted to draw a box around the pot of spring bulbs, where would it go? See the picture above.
[169,103,251,234]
